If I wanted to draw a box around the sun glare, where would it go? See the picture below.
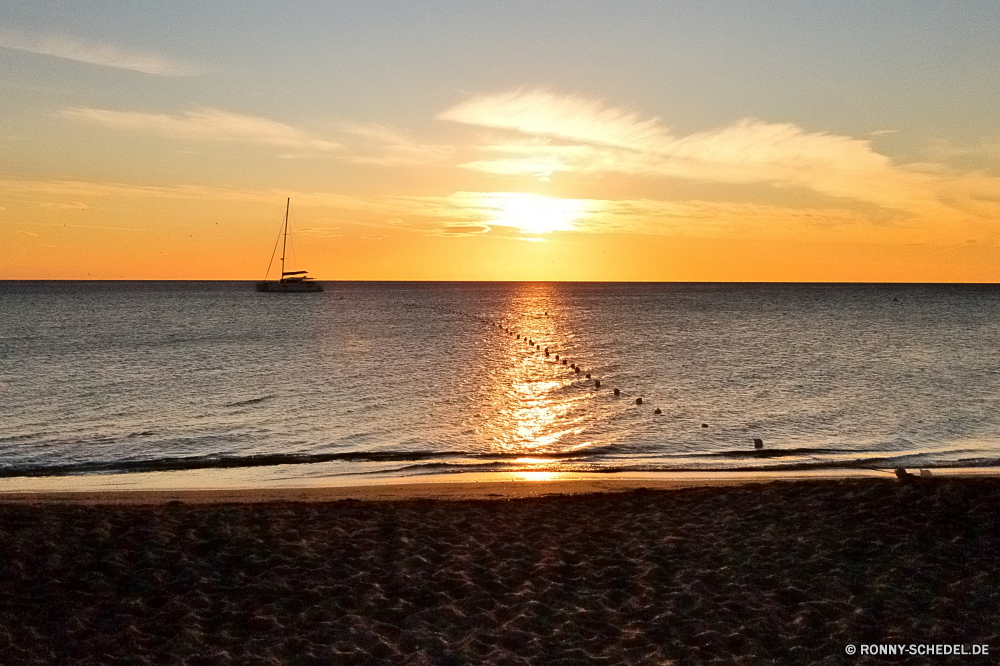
[485,193,589,235]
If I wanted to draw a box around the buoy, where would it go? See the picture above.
[575,367,580,373]
[702,423,708,428]
[595,380,601,388]
[545,349,550,357]
[562,360,567,365]
[654,408,662,415]
[753,438,763,449]
[585,373,591,379]
[614,388,620,396]
[635,397,643,405]
[555,354,559,360]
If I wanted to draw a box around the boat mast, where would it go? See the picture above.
[280,198,289,279]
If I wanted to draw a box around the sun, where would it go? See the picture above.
[485,193,589,235]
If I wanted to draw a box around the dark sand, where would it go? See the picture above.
[1,478,999,665]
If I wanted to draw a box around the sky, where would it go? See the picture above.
[2,0,1000,281]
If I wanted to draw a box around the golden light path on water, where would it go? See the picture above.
[462,282,610,472]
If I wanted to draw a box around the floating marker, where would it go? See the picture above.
[575,367,580,373]
[635,397,643,405]
[562,360,567,365]
[702,423,708,428]
[595,380,601,388]
[585,373,591,379]
[654,408,662,415]
[614,388,620,396]
[754,438,764,449]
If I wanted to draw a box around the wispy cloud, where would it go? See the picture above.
[62,107,342,152]
[0,28,207,76]
[40,201,89,210]
[440,90,953,218]
[5,178,993,247]
[60,107,455,163]
[434,224,491,237]
[337,122,453,165]
[439,90,670,151]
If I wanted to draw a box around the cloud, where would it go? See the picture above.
[576,198,908,238]
[61,108,455,163]
[62,106,342,152]
[40,201,89,210]
[0,28,207,76]
[440,90,953,218]
[435,224,491,236]
[439,90,670,151]
[337,123,453,165]
[5,178,992,246]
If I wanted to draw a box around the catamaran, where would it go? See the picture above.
[256,198,323,292]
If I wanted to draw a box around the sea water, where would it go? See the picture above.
[2,281,999,485]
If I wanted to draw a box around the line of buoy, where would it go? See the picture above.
[437,305,677,421]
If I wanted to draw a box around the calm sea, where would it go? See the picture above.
[2,281,999,486]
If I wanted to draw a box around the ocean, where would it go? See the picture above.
[2,281,999,487]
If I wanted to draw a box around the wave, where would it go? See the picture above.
[677,447,848,459]
[0,450,466,477]
[223,395,275,408]
[0,448,600,477]
[4,444,998,479]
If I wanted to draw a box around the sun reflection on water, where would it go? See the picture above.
[470,282,602,463]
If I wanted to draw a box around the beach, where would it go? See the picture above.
[2,477,998,665]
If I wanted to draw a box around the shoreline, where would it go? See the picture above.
[2,467,997,504]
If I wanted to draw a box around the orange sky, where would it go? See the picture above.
[4,4,1000,281]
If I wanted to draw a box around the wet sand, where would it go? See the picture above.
[2,477,999,664]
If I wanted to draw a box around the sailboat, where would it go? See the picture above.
[256,198,323,292]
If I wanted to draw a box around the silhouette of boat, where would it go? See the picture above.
[256,198,323,293]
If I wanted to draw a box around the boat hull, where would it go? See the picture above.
[256,281,323,293]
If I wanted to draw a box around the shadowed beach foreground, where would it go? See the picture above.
[2,479,999,665]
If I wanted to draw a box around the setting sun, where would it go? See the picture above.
[483,193,590,236]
